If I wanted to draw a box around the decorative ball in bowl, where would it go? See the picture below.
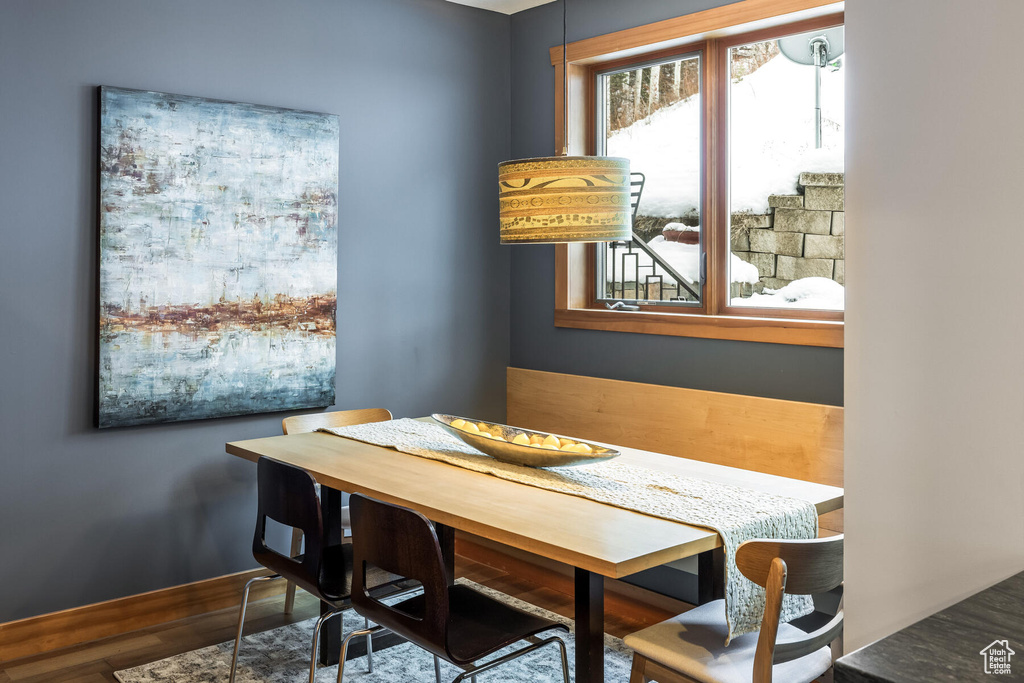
[431,414,619,468]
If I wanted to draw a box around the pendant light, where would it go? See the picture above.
[497,0,631,244]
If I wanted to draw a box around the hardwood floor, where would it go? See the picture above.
[0,556,676,683]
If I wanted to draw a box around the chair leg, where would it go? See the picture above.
[309,608,344,683]
[554,636,570,683]
[434,655,443,683]
[284,527,303,614]
[629,654,649,683]
[452,635,567,683]
[364,617,373,673]
[229,575,278,683]
[337,624,383,683]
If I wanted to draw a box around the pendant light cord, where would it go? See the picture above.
[561,0,568,156]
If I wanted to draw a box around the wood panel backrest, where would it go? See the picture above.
[737,536,845,679]
[506,367,843,531]
[736,536,843,595]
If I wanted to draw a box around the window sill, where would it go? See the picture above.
[554,306,843,347]
[555,244,843,347]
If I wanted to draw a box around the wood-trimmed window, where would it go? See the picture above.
[553,0,845,348]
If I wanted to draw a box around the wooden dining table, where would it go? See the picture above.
[226,418,843,683]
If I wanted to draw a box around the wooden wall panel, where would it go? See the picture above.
[507,367,843,532]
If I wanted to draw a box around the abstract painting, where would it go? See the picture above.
[98,87,338,428]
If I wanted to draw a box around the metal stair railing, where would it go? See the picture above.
[602,172,701,303]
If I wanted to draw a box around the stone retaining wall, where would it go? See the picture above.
[730,172,845,297]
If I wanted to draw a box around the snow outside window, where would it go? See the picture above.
[592,25,845,314]
[727,32,845,311]
[597,52,704,307]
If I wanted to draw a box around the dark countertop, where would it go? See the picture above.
[836,571,1024,682]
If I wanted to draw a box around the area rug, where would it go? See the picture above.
[114,580,634,682]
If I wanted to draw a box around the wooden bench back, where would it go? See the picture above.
[506,368,843,531]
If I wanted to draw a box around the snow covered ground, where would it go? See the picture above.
[605,49,844,216]
[729,50,844,213]
[603,236,845,311]
[732,277,844,310]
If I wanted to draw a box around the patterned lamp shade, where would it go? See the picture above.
[498,156,632,244]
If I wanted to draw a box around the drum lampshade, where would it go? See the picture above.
[498,156,631,244]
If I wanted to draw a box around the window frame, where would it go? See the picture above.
[593,43,710,312]
[552,0,845,348]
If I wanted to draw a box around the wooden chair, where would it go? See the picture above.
[624,536,843,683]
[230,457,394,683]
[338,493,571,683]
[279,408,392,613]
[281,408,393,438]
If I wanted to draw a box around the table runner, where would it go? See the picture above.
[321,418,817,644]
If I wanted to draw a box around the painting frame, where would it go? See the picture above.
[97,86,339,428]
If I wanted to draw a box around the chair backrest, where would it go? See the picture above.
[349,493,452,660]
[282,408,393,435]
[252,457,327,596]
[736,535,844,683]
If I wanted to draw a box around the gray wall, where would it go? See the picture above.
[0,0,510,622]
[508,0,843,406]
[844,0,1024,650]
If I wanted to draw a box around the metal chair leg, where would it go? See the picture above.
[229,575,278,683]
[451,634,569,683]
[309,608,344,683]
[434,655,443,683]
[362,616,375,673]
[337,625,384,683]
[554,636,571,683]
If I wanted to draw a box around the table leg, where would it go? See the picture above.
[574,567,604,683]
[435,522,456,585]
[318,486,344,666]
[697,547,726,604]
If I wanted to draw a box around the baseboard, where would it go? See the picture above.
[0,567,283,663]
[455,532,692,620]
[2,537,688,664]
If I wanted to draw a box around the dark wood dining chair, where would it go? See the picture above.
[229,457,395,683]
[625,535,844,683]
[337,493,571,683]
[279,408,392,613]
